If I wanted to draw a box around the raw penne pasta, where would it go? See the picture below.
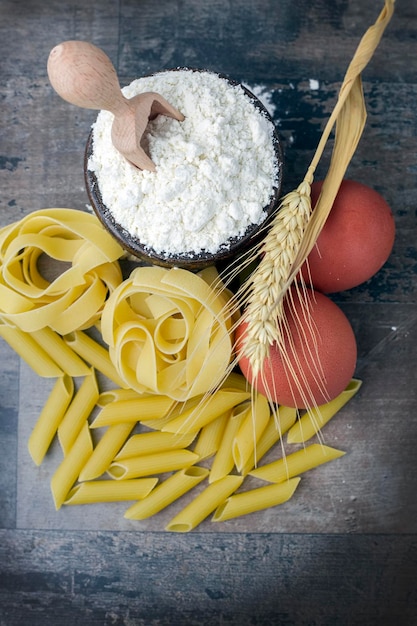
[63,329,127,388]
[107,449,199,480]
[232,393,270,473]
[78,422,136,481]
[287,379,362,444]
[209,404,248,483]
[0,320,63,378]
[161,390,250,434]
[124,466,209,520]
[240,406,297,475]
[90,395,174,428]
[50,422,93,510]
[193,412,229,460]
[140,395,203,430]
[97,388,145,407]
[115,431,196,460]
[57,370,99,455]
[220,371,250,392]
[28,374,74,465]
[212,477,301,522]
[31,327,91,376]
[249,444,346,483]
[64,478,158,505]
[165,474,244,532]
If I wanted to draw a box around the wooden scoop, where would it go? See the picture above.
[47,40,185,171]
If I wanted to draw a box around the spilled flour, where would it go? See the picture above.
[88,69,280,257]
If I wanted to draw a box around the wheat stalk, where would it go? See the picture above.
[240,180,312,376]
[237,0,395,389]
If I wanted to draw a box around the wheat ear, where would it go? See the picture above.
[240,179,312,376]
[238,0,395,386]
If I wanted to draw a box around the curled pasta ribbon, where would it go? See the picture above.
[0,209,124,333]
[101,266,235,401]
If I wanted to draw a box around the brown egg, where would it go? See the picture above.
[301,179,395,293]
[236,287,357,409]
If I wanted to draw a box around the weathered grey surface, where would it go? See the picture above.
[1,0,416,624]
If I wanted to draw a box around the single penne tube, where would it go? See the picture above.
[30,327,91,377]
[115,431,196,460]
[64,478,158,505]
[240,406,297,475]
[78,422,136,481]
[28,374,74,465]
[97,388,145,407]
[140,395,203,430]
[57,370,99,455]
[212,477,301,522]
[209,405,248,483]
[0,321,63,377]
[107,449,199,480]
[124,466,209,520]
[63,329,127,388]
[162,390,250,434]
[249,444,346,483]
[287,379,362,444]
[50,422,93,509]
[165,474,244,532]
[232,393,270,473]
[221,371,249,392]
[90,395,175,428]
[193,411,229,460]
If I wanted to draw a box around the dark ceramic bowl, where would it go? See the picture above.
[85,70,284,271]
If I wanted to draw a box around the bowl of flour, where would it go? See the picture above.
[85,68,283,270]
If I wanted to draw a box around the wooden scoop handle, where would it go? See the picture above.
[47,40,185,171]
[47,40,128,115]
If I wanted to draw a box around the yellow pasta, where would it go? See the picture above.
[232,393,270,473]
[78,422,136,481]
[240,406,297,475]
[28,374,74,465]
[249,444,346,483]
[0,320,63,377]
[140,394,203,430]
[193,412,229,460]
[107,449,199,480]
[97,388,145,407]
[64,478,158,505]
[63,329,127,388]
[57,369,99,455]
[287,379,362,444]
[31,327,91,376]
[100,266,234,401]
[0,208,123,333]
[209,404,248,483]
[115,431,196,460]
[221,371,249,392]
[50,422,93,509]
[90,395,175,428]
[124,466,209,520]
[161,390,250,434]
[212,477,301,522]
[166,474,244,532]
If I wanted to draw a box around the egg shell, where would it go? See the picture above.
[301,179,395,293]
[236,287,357,409]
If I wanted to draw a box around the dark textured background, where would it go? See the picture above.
[1,1,416,624]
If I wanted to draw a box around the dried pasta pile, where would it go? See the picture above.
[0,208,361,531]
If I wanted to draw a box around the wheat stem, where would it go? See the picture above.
[238,0,395,385]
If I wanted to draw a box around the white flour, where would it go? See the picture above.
[88,70,279,257]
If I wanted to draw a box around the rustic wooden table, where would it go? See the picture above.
[1,1,416,624]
